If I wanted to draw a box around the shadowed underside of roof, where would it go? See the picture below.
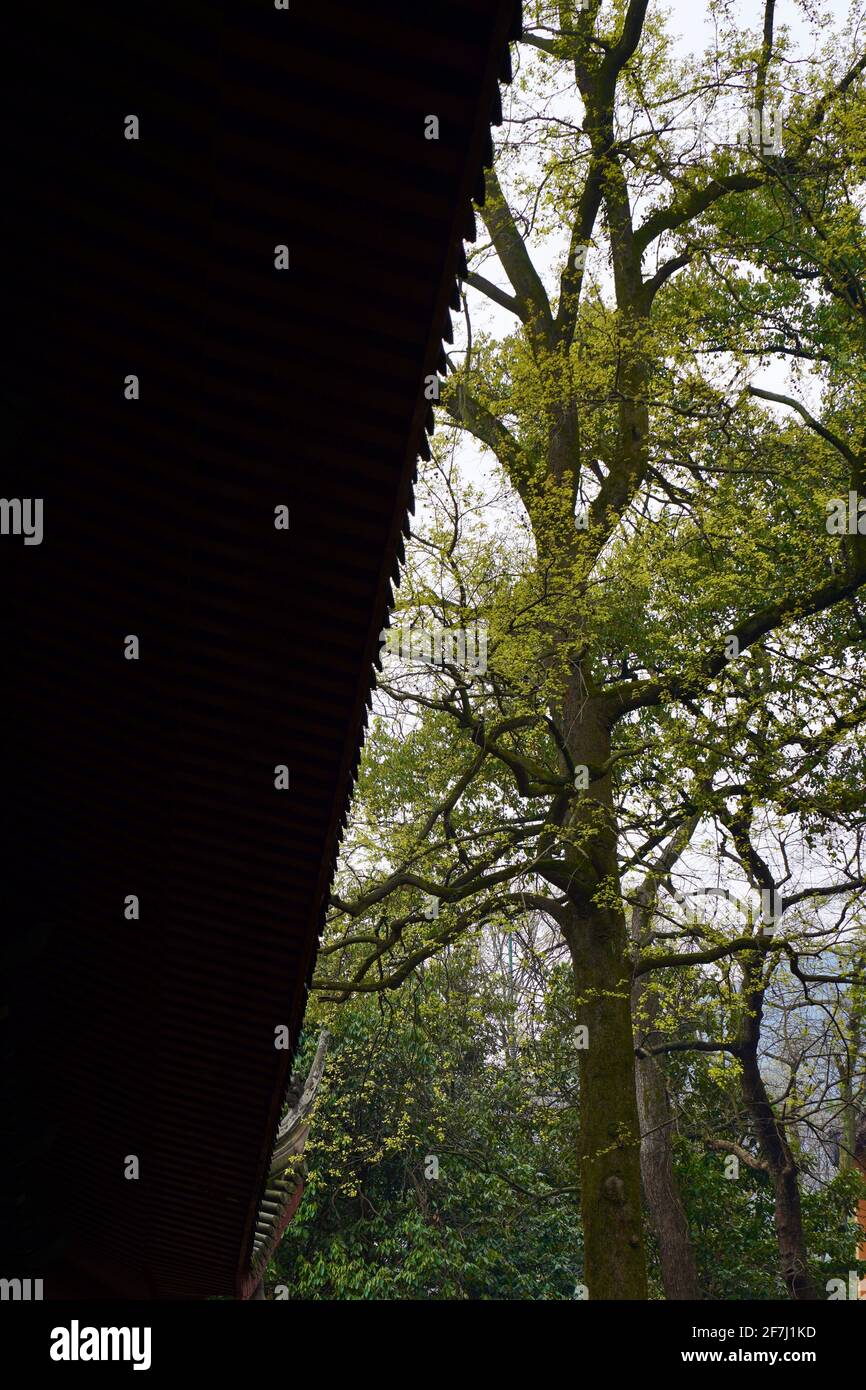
[2,0,521,1298]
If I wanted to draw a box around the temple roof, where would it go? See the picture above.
[3,0,521,1298]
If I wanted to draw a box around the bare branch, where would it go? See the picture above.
[479,165,554,343]
[465,269,523,320]
[747,386,858,467]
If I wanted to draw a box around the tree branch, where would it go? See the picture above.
[747,386,857,467]
[465,269,523,320]
[479,165,555,343]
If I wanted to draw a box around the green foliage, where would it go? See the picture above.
[271,945,583,1300]
[280,0,866,1300]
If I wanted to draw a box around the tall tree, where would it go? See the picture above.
[315,1,866,1297]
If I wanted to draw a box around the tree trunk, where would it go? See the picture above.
[558,700,647,1298]
[567,908,648,1299]
[633,975,702,1299]
[738,960,818,1300]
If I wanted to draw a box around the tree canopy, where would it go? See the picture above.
[275,0,866,1301]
